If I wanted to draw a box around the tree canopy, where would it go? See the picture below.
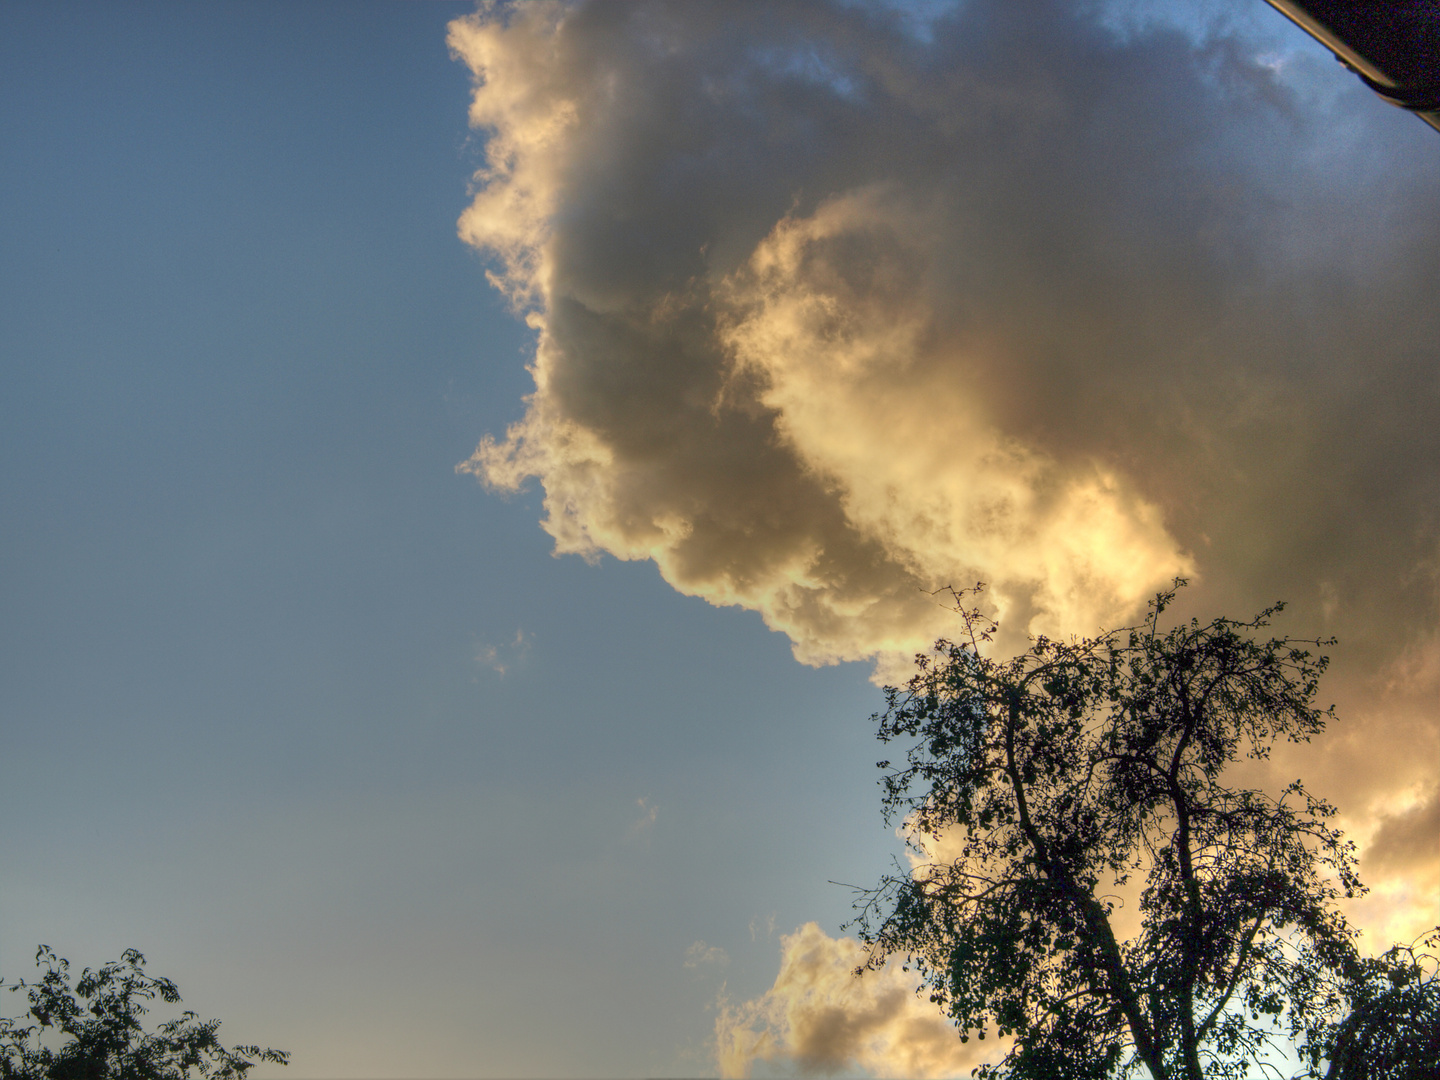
[1321,932,1439,1080]
[1,947,287,1080]
[856,582,1382,1080]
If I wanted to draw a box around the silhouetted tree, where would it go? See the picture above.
[857,583,1374,1080]
[1,947,287,1080]
[1319,931,1439,1080]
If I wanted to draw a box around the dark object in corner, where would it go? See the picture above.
[1264,0,1440,132]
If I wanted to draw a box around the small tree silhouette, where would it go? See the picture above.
[1,947,287,1080]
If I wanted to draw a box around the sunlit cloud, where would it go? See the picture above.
[719,185,1192,664]
[450,0,1439,1067]
[715,922,998,1078]
[1348,784,1440,949]
[450,0,1436,669]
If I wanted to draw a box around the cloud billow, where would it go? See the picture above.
[450,2,1438,1063]
[451,0,1436,668]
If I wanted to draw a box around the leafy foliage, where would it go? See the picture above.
[1317,931,1439,1080]
[1,947,287,1080]
[857,582,1369,1080]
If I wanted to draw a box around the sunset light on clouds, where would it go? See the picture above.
[2,2,1436,1078]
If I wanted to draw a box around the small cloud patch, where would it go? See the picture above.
[628,796,659,841]
[474,628,531,676]
[684,940,729,971]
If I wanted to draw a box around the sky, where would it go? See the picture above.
[0,3,1436,1079]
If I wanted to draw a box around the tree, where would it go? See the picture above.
[1319,931,1439,1080]
[1,947,287,1080]
[856,582,1371,1080]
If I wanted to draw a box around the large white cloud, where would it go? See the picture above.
[450,0,1439,1071]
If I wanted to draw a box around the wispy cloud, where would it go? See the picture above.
[684,940,730,971]
[473,627,531,676]
[627,795,659,841]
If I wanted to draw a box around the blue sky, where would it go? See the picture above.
[0,4,897,1075]
[2,3,1436,1078]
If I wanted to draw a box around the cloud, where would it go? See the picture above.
[473,627,531,676]
[628,796,659,841]
[1363,789,1440,876]
[1348,783,1440,949]
[450,0,1437,667]
[685,940,730,971]
[717,184,1197,661]
[450,0,1439,1061]
[715,922,996,1078]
